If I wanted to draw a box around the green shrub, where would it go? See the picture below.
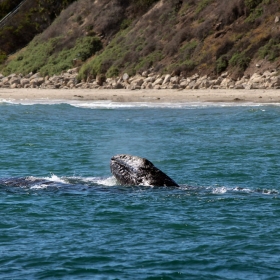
[0,0,77,56]
[167,60,196,75]
[3,37,59,75]
[3,36,102,76]
[229,52,251,70]
[107,66,120,77]
[134,50,163,72]
[0,51,7,64]
[245,7,263,22]
[120,19,132,30]
[195,0,213,14]
[181,60,196,72]
[78,28,133,79]
[179,40,198,61]
[78,45,125,79]
[258,39,280,61]
[215,55,228,74]
[245,0,263,10]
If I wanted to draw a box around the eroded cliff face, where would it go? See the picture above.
[1,0,280,78]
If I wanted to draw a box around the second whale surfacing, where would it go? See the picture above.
[110,154,179,187]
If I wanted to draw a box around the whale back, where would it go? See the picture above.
[110,154,179,187]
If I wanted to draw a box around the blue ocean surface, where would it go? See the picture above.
[1,98,280,279]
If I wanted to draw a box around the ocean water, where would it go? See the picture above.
[1,98,280,279]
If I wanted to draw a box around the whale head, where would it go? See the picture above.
[110,154,179,187]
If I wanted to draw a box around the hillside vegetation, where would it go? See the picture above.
[1,0,280,79]
[0,0,76,63]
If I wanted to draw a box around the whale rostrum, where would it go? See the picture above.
[110,154,179,187]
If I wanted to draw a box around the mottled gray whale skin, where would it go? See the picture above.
[110,154,179,187]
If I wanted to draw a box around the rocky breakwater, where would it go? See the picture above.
[1,68,280,90]
[0,69,78,89]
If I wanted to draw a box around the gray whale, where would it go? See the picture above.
[110,154,179,187]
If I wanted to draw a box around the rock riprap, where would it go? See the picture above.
[1,68,280,90]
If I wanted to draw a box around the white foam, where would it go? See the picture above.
[232,187,252,193]
[0,98,62,105]
[30,184,48,190]
[70,101,201,109]
[67,175,117,186]
[64,101,280,109]
[43,174,67,184]
[0,98,16,104]
[95,176,118,186]
[2,98,280,109]
[212,186,228,194]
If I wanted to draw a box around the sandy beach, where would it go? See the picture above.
[1,88,280,103]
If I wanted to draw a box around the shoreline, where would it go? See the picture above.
[1,88,280,104]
